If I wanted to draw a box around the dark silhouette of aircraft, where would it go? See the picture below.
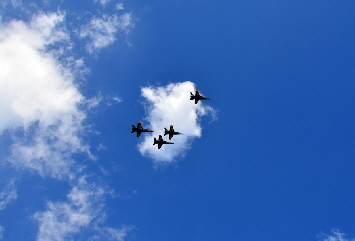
[153,135,174,149]
[164,125,183,140]
[131,122,153,137]
[190,90,210,104]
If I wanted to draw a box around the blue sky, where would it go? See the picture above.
[1,1,355,240]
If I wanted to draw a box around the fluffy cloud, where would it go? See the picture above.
[138,81,215,164]
[79,13,134,53]
[0,12,74,129]
[0,12,71,132]
[0,12,90,179]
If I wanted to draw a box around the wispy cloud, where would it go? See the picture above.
[35,177,134,241]
[89,226,134,241]
[0,225,3,240]
[106,94,123,106]
[113,96,123,103]
[93,0,112,7]
[138,81,215,164]
[0,179,17,211]
[1,0,22,9]
[319,229,355,241]
[97,143,107,151]
[93,0,125,11]
[115,3,124,10]
[79,13,134,53]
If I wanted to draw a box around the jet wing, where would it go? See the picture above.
[159,135,163,141]
[137,122,142,129]
[158,143,163,149]
[169,133,173,140]
[136,131,141,137]
[195,90,200,96]
[195,98,199,104]
[170,125,174,131]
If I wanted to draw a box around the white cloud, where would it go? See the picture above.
[79,13,134,53]
[35,177,133,241]
[138,81,215,164]
[0,12,91,179]
[0,179,17,210]
[0,12,74,131]
[320,229,355,241]
[0,13,69,131]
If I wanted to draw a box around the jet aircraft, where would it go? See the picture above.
[190,90,210,104]
[131,122,153,137]
[164,125,183,140]
[153,135,174,149]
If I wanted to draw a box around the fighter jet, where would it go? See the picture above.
[164,125,183,140]
[190,90,210,104]
[153,135,174,149]
[131,122,153,137]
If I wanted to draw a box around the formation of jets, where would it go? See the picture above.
[131,122,182,149]
[132,90,210,149]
